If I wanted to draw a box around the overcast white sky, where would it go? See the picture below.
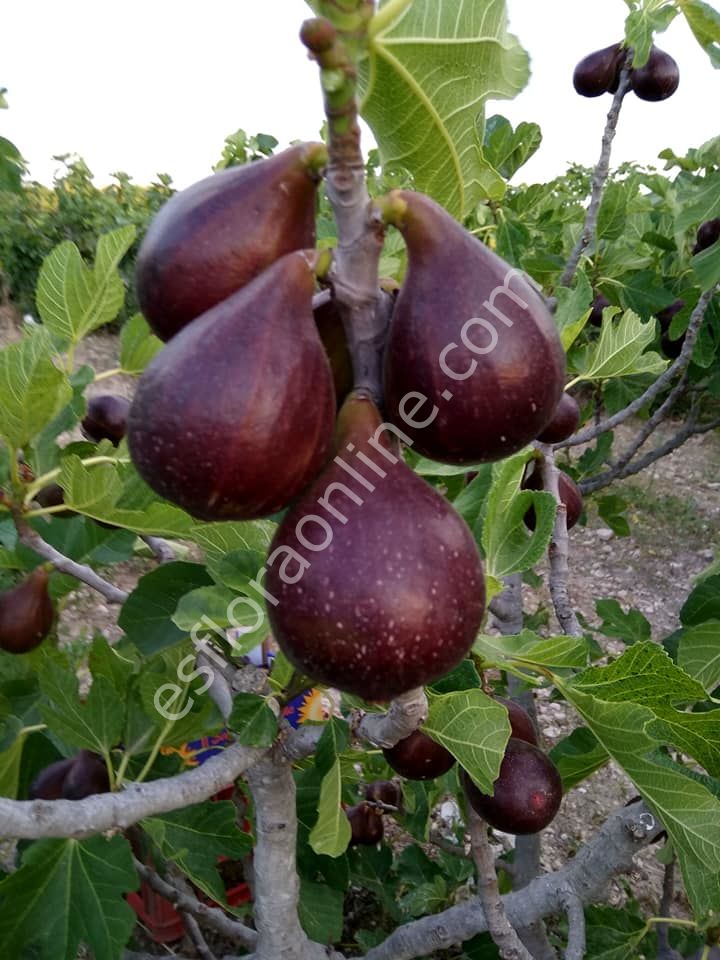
[0,0,717,190]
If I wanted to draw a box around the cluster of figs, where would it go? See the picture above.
[573,42,679,101]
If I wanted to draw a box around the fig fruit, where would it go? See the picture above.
[128,250,336,521]
[694,219,720,255]
[364,779,402,809]
[136,143,326,341]
[81,395,131,446]
[381,190,565,464]
[314,294,354,406]
[382,729,455,781]
[523,462,583,531]
[589,293,611,327]
[656,299,685,332]
[631,46,679,101]
[0,568,54,654]
[462,738,562,835]
[34,483,75,518]
[536,394,581,444]
[346,802,384,846]
[495,697,538,746]
[657,300,686,359]
[573,44,624,97]
[266,392,485,701]
[61,750,111,800]
[29,757,75,800]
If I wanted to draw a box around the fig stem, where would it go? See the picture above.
[93,366,123,382]
[136,715,179,784]
[558,50,633,290]
[24,455,130,506]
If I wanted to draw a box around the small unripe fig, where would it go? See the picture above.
[573,44,624,97]
[693,219,720,255]
[589,293,611,327]
[346,802,384,846]
[495,697,538,746]
[81,395,131,446]
[536,394,581,444]
[462,738,562,835]
[0,568,55,654]
[61,750,111,800]
[631,46,679,101]
[364,780,402,810]
[383,729,456,781]
[29,757,75,800]
[523,462,583,531]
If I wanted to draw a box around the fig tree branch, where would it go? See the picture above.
[558,286,716,450]
[0,741,265,839]
[560,886,586,960]
[133,857,258,951]
[140,534,176,564]
[656,857,683,960]
[359,801,663,960]
[355,687,429,748]
[468,808,534,960]
[539,445,583,638]
[558,56,633,290]
[611,372,689,473]
[13,515,130,605]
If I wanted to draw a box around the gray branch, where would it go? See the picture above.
[560,886,586,960]
[558,57,633,289]
[656,857,683,960]
[355,688,429,748]
[468,809,533,960]
[15,517,129,605]
[0,742,265,839]
[611,373,689,473]
[539,446,583,637]
[360,801,662,960]
[140,534,176,564]
[558,287,717,451]
[134,858,257,951]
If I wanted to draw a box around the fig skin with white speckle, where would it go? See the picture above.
[266,392,485,702]
[383,190,565,464]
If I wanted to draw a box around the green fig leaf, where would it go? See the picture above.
[36,226,136,344]
[548,726,610,792]
[0,329,72,449]
[359,0,530,217]
[568,309,667,386]
[118,562,214,655]
[595,599,651,645]
[677,621,720,691]
[309,758,352,858]
[0,136,24,194]
[675,170,720,232]
[119,312,163,374]
[189,520,276,567]
[624,4,679,66]
[228,693,278,748]
[681,575,720,626]
[554,270,593,351]
[473,629,590,670]
[142,801,252,905]
[298,878,345,944]
[172,585,268,655]
[692,238,720,291]
[0,835,137,960]
[0,723,28,798]
[481,451,557,579]
[423,689,509,793]
[646,707,720,777]
[677,0,720,68]
[482,115,542,181]
[583,904,652,960]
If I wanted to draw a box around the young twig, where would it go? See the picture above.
[468,807,534,960]
[656,857,683,960]
[134,858,256,950]
[14,515,129,605]
[140,534,176,564]
[559,887,586,960]
[558,286,717,451]
[168,866,219,960]
[558,56,633,289]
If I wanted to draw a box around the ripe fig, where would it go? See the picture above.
[128,251,335,521]
[266,392,486,701]
[589,293,611,327]
[536,394,581,444]
[81,395,131,446]
[573,44,624,97]
[523,462,583,531]
[29,757,75,800]
[364,779,402,809]
[694,218,720,255]
[346,802,384,846]
[34,483,75,518]
[631,46,679,101]
[62,750,111,800]
[381,191,565,464]
[382,730,455,781]
[136,143,326,341]
[462,738,562,835]
[0,568,54,654]
[656,299,685,332]
[314,294,354,406]
[495,697,538,746]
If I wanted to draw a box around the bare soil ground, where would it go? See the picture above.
[3,308,718,938]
